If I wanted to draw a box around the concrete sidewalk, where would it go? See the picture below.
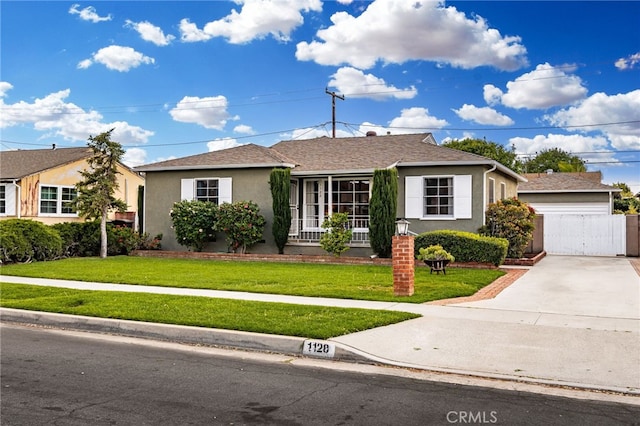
[2,256,639,395]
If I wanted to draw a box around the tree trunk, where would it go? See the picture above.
[100,208,108,258]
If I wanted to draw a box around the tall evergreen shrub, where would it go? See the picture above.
[269,168,292,254]
[369,168,398,258]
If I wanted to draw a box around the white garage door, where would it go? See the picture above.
[544,214,626,256]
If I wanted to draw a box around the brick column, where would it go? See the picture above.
[392,235,415,296]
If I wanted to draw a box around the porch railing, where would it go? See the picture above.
[287,216,370,246]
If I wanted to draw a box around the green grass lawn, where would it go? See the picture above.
[0,283,419,339]
[0,256,504,303]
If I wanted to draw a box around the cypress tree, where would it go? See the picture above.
[269,168,292,254]
[369,168,398,258]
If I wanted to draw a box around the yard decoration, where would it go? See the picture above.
[417,245,455,274]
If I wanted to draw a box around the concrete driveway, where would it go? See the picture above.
[456,255,640,319]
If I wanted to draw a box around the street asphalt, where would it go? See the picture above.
[1,255,639,397]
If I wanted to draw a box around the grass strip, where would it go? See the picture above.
[0,256,504,303]
[0,283,420,339]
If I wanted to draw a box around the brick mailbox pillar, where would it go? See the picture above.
[392,235,415,296]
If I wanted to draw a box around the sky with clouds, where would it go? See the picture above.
[1,1,639,191]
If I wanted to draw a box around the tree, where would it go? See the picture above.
[442,138,522,172]
[612,182,640,214]
[523,148,586,173]
[74,129,127,258]
[369,168,398,258]
[269,168,292,254]
[479,198,536,259]
[320,212,352,257]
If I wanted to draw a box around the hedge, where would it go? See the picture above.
[0,219,63,263]
[414,230,508,266]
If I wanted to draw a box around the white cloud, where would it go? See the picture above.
[388,107,448,132]
[69,4,112,23]
[179,0,322,44]
[207,138,243,152]
[510,133,614,165]
[170,95,235,130]
[233,124,255,134]
[0,88,154,144]
[615,52,640,70]
[78,45,155,72]
[485,63,587,110]
[453,104,514,126]
[296,0,527,70]
[123,148,148,168]
[328,67,417,100]
[125,20,175,46]
[0,81,13,97]
[545,90,640,150]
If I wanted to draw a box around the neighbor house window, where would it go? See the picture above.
[424,177,453,216]
[500,182,507,200]
[39,185,77,215]
[0,185,6,214]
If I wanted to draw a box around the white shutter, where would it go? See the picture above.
[454,175,472,219]
[218,177,232,204]
[404,176,423,218]
[4,184,17,215]
[180,179,194,201]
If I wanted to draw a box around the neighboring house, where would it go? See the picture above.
[518,171,621,215]
[136,133,525,256]
[0,146,144,226]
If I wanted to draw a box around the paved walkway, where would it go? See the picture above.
[2,255,639,396]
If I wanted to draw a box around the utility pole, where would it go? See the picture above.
[325,88,344,138]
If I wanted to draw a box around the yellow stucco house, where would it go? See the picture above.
[0,146,144,226]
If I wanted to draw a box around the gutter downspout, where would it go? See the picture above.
[482,164,497,225]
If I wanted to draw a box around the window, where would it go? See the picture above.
[196,179,219,203]
[500,182,507,200]
[39,185,77,215]
[331,179,369,229]
[488,178,495,204]
[180,178,232,204]
[424,177,453,216]
[0,185,5,214]
[405,175,472,220]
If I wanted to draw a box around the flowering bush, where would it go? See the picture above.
[216,201,266,253]
[170,200,218,252]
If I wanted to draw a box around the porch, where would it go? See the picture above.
[287,217,370,247]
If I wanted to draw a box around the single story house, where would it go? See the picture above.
[0,146,144,226]
[517,171,621,215]
[136,133,525,256]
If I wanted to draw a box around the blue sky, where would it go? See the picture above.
[1,1,639,192]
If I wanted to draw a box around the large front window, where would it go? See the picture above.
[40,185,77,215]
[424,177,453,216]
[302,178,370,230]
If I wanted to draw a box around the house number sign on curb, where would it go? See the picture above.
[302,340,336,358]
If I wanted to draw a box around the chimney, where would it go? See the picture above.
[366,131,377,137]
[52,144,56,150]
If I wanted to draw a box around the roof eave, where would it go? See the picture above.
[136,163,295,172]
[518,188,622,193]
[398,160,526,182]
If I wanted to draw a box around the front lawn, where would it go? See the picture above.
[0,256,504,303]
[0,283,419,339]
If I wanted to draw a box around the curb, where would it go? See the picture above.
[3,308,639,398]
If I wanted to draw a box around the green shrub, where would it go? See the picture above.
[269,168,292,254]
[52,221,101,257]
[0,219,63,263]
[216,201,266,254]
[417,245,455,262]
[107,225,141,255]
[170,200,218,252]
[479,197,535,259]
[369,168,398,258]
[414,230,508,266]
[320,213,353,257]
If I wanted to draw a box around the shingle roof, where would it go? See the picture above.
[136,133,523,180]
[519,172,620,193]
[0,147,91,180]
[136,143,296,171]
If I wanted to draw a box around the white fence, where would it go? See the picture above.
[544,214,626,256]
